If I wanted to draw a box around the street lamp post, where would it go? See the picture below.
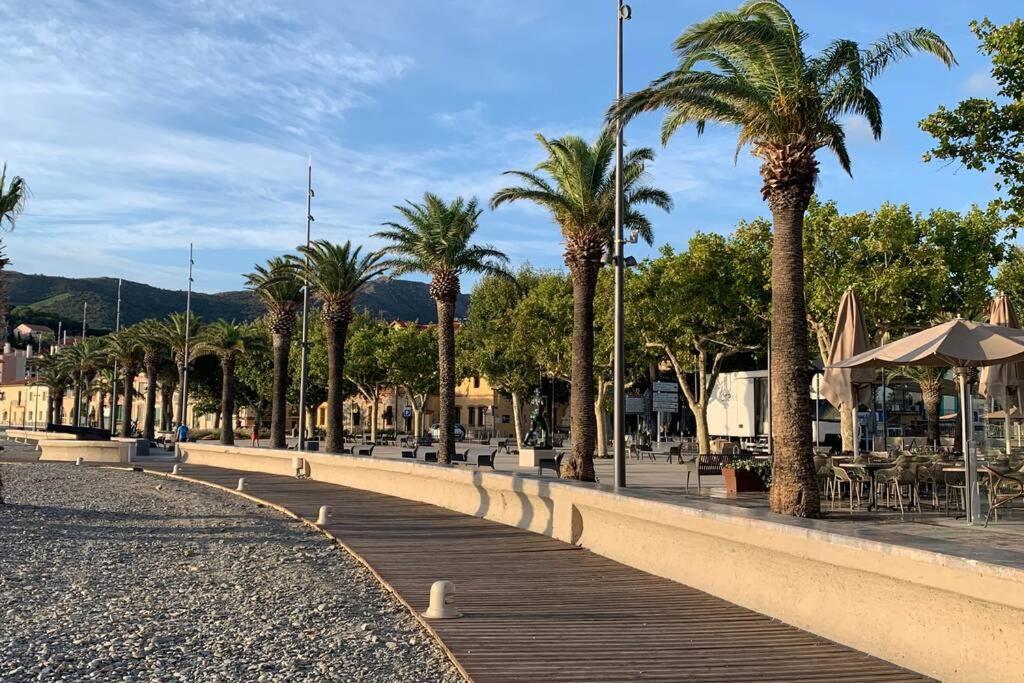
[298,157,314,450]
[612,0,631,488]
[111,278,122,434]
[75,302,87,426]
[179,244,194,429]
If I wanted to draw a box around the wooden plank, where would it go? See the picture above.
[139,462,931,682]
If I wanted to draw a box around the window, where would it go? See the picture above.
[455,407,462,425]
[472,376,480,389]
[468,408,476,426]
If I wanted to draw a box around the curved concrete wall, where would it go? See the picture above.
[177,442,1024,682]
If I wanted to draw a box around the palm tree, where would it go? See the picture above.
[134,320,166,440]
[612,0,954,515]
[288,241,385,454]
[194,321,260,446]
[158,312,202,426]
[30,354,72,426]
[245,257,303,449]
[491,135,670,479]
[107,328,144,437]
[64,337,108,426]
[375,194,510,463]
[0,164,28,340]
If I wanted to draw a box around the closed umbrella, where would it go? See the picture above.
[820,288,875,457]
[978,293,1024,454]
[836,318,1024,524]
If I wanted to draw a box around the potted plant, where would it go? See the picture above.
[722,458,772,493]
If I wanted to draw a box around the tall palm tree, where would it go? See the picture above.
[30,353,72,426]
[106,328,144,437]
[245,257,303,449]
[612,0,954,515]
[194,321,260,446]
[134,320,165,440]
[288,240,385,453]
[492,135,670,479]
[64,337,108,427]
[158,312,202,426]
[375,194,510,463]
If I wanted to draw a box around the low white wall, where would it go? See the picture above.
[176,442,1024,682]
[39,439,133,463]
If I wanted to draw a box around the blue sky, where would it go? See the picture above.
[1,0,1018,293]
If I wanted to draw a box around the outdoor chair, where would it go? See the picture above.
[830,465,862,512]
[497,439,509,453]
[474,448,497,469]
[666,445,680,464]
[943,469,967,515]
[982,466,1024,526]
[452,449,469,464]
[876,463,919,513]
[680,455,701,492]
[698,453,728,476]
[639,444,656,462]
[538,451,564,478]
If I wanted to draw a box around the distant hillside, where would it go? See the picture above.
[4,271,469,329]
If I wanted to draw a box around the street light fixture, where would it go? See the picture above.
[612,0,631,488]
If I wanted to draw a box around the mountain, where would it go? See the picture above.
[4,271,469,330]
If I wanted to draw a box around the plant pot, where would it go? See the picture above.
[723,467,765,493]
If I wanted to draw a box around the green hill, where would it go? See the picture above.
[4,271,468,330]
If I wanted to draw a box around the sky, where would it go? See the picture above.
[1,0,1018,293]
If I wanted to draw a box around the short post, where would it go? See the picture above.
[316,505,330,525]
[171,464,180,475]
[422,580,462,619]
[236,477,246,491]
[75,456,84,466]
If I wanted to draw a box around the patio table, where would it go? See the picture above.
[839,462,892,512]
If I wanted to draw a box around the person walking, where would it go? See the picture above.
[251,424,260,448]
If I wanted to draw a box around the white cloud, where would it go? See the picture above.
[964,70,999,97]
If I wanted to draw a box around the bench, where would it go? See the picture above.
[354,445,374,457]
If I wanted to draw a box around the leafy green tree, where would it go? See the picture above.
[235,319,275,438]
[492,133,670,479]
[384,323,438,438]
[375,193,509,462]
[344,314,391,443]
[194,321,262,445]
[289,314,328,436]
[461,268,542,447]
[614,0,954,515]
[630,234,768,455]
[289,240,385,453]
[245,257,303,448]
[921,19,1024,222]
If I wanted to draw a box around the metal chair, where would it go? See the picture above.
[983,466,1024,526]
[538,452,564,478]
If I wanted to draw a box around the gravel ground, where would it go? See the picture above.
[0,463,463,682]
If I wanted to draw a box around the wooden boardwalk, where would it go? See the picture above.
[133,461,928,682]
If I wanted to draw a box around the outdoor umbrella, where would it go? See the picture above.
[820,288,875,457]
[835,318,1024,524]
[978,293,1024,454]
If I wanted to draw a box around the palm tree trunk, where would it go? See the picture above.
[370,393,379,445]
[220,357,235,446]
[564,262,598,481]
[71,382,81,427]
[270,332,290,449]
[143,359,158,440]
[46,390,56,426]
[120,372,134,438]
[435,297,457,463]
[594,381,608,458]
[921,380,942,446]
[325,319,348,453]
[766,193,820,517]
[160,385,173,432]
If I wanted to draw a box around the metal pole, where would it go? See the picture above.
[958,368,979,524]
[612,0,630,488]
[179,244,194,428]
[881,369,887,451]
[767,325,773,457]
[298,157,313,450]
[111,278,122,434]
[814,371,820,446]
[75,302,87,426]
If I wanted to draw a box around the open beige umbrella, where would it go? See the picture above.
[836,318,1024,524]
[979,293,1024,454]
[820,288,875,456]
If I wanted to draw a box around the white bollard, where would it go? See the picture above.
[236,477,246,491]
[171,464,180,475]
[75,456,84,466]
[422,581,462,619]
[316,505,331,525]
